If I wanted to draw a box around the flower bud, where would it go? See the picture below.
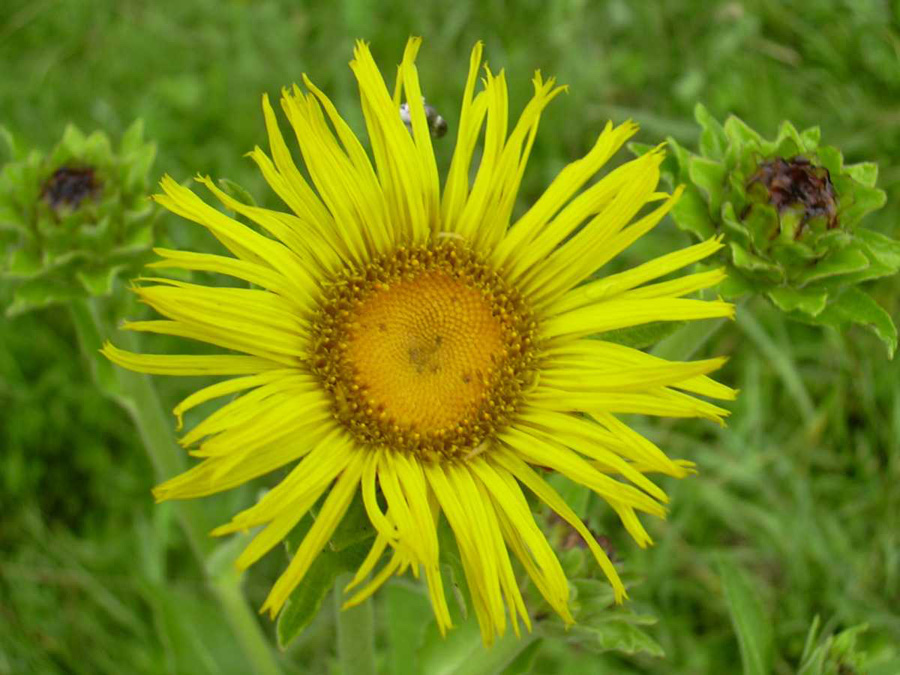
[633,105,900,357]
[0,121,159,315]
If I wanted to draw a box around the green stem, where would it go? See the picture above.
[335,573,375,675]
[69,297,282,675]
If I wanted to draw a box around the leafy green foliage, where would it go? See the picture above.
[718,557,773,675]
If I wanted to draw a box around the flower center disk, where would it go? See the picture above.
[311,243,537,461]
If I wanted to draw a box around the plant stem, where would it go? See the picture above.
[335,573,376,675]
[70,297,282,675]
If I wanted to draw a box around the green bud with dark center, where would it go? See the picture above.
[0,121,159,316]
[632,104,900,358]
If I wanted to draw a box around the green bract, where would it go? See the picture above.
[0,121,158,316]
[634,104,900,357]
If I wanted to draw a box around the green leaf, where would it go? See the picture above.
[327,491,376,552]
[275,538,370,649]
[596,320,684,350]
[539,619,664,657]
[419,614,537,675]
[767,287,828,316]
[385,582,430,675]
[499,638,542,675]
[718,557,773,675]
[816,287,897,358]
[218,178,257,207]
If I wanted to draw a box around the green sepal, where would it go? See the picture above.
[537,603,664,658]
[688,156,727,217]
[844,161,878,188]
[723,114,763,150]
[7,277,84,316]
[856,228,900,269]
[793,246,870,286]
[77,264,122,297]
[767,287,828,317]
[695,103,727,161]
[672,187,717,239]
[814,287,897,358]
[730,243,783,282]
[6,245,43,278]
[838,183,887,230]
[718,270,754,300]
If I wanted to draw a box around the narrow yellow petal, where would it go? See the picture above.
[540,357,728,394]
[541,339,738,401]
[529,386,732,424]
[442,41,486,230]
[501,427,666,517]
[261,450,366,617]
[492,446,626,603]
[495,122,641,275]
[101,342,279,376]
[121,319,299,367]
[148,247,309,307]
[172,369,294,430]
[553,236,726,313]
[542,297,735,340]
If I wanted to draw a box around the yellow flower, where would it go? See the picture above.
[104,38,735,645]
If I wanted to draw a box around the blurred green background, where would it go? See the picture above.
[1,0,899,673]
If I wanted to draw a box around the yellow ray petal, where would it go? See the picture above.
[100,342,279,376]
[261,449,366,617]
[121,320,299,367]
[553,236,726,313]
[442,41,486,230]
[493,120,639,271]
[172,369,297,430]
[543,297,735,340]
[491,446,626,602]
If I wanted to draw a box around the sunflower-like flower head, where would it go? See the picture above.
[0,121,158,315]
[103,39,737,645]
[643,104,900,356]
